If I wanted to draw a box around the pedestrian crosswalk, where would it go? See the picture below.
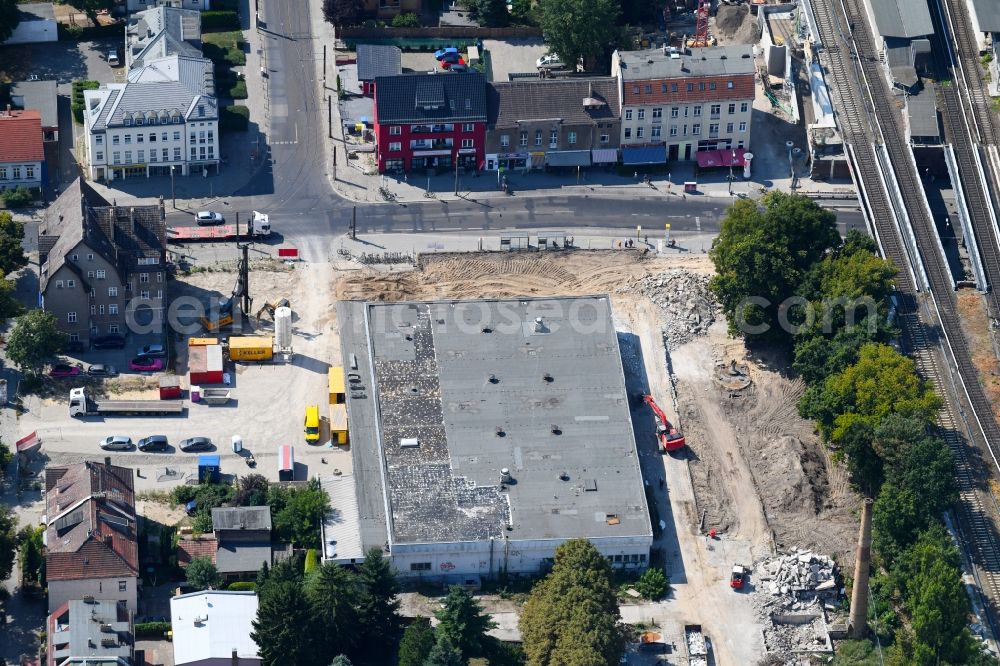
[271,140,298,145]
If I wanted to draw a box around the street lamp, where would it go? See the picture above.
[728,148,736,195]
[170,165,176,208]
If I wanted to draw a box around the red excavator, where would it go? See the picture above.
[642,394,685,452]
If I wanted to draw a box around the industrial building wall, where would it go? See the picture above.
[391,534,653,583]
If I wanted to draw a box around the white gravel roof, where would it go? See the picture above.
[170,591,260,665]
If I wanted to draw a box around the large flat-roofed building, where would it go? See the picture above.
[336,296,652,583]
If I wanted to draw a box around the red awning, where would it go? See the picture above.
[696,148,746,168]
[15,431,40,454]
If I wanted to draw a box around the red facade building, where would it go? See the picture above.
[373,73,488,173]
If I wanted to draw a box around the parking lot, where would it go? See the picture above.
[483,38,549,81]
[0,38,121,86]
[15,261,351,493]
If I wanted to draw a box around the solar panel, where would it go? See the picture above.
[54,509,84,533]
[415,80,445,108]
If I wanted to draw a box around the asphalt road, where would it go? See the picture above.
[189,0,866,247]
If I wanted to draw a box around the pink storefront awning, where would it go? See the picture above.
[696,148,746,168]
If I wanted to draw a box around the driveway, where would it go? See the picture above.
[0,39,120,87]
[483,39,548,81]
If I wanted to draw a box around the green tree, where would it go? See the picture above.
[398,618,435,666]
[538,0,623,72]
[619,0,659,25]
[251,579,318,666]
[830,639,880,666]
[0,211,27,276]
[322,0,363,25]
[18,526,44,586]
[634,567,669,600]
[519,539,624,666]
[391,12,420,27]
[835,421,883,496]
[356,548,402,660]
[435,585,496,659]
[330,656,353,666]
[798,343,942,442]
[425,633,463,666]
[63,0,115,26]
[0,506,19,583]
[186,556,222,590]
[235,473,270,507]
[0,0,20,44]
[305,561,362,659]
[270,478,330,548]
[475,0,510,26]
[710,193,840,341]
[0,442,12,479]
[6,309,64,374]
[509,0,538,25]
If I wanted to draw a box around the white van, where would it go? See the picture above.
[108,50,120,66]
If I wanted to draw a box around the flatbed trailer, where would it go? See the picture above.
[69,388,184,417]
[167,211,271,243]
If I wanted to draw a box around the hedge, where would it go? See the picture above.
[202,10,241,32]
[134,621,171,638]
[0,187,38,208]
[228,80,247,99]
[220,105,249,132]
[202,33,246,67]
[58,22,124,41]
[71,80,100,124]
[228,581,256,591]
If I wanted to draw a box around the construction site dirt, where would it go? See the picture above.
[337,249,860,664]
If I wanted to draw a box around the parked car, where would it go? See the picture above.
[64,339,86,353]
[136,344,166,358]
[440,51,461,64]
[100,435,133,451]
[137,435,169,452]
[449,64,469,73]
[129,356,164,372]
[536,54,564,69]
[196,211,225,225]
[441,57,466,70]
[107,50,120,66]
[179,436,213,452]
[92,334,127,350]
[434,46,459,60]
[87,364,119,378]
[49,363,81,378]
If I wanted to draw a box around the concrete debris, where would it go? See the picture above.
[750,548,840,655]
[619,271,717,347]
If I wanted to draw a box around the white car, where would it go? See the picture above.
[100,435,133,451]
[536,54,564,69]
[196,211,225,225]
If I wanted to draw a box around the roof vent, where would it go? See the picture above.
[194,615,207,625]
[100,623,115,633]
[559,471,570,481]
[551,425,562,435]
[534,317,548,333]
[500,468,513,484]
[495,427,506,438]
[400,438,420,448]
[83,595,96,604]
[542,373,554,383]
[488,374,500,384]
[481,326,493,333]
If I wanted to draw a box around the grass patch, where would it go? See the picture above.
[228,79,247,99]
[220,105,249,132]
[203,31,246,67]
[71,79,100,124]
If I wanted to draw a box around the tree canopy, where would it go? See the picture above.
[519,539,624,665]
[798,343,941,442]
[185,556,221,590]
[304,561,362,658]
[0,506,18,584]
[435,585,496,659]
[268,478,331,548]
[0,0,20,44]
[6,309,64,373]
[322,0,363,26]
[0,212,27,277]
[709,193,840,341]
[398,617,435,666]
[473,0,510,26]
[63,0,114,25]
[425,634,464,666]
[251,578,317,666]
[355,548,402,660]
[537,0,623,72]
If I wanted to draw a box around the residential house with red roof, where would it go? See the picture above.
[0,108,45,192]
[45,458,139,613]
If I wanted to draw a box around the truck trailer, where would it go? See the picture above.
[167,211,271,243]
[69,387,184,417]
[227,336,274,362]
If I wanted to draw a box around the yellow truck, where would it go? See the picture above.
[188,337,219,347]
[228,336,274,362]
[304,405,320,443]
[328,366,346,404]
[330,403,348,444]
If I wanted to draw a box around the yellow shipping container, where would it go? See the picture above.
[228,336,274,361]
[188,337,219,347]
[329,366,345,404]
[330,403,348,444]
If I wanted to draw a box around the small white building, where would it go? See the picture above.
[83,54,219,182]
[127,0,211,13]
[170,591,260,666]
[126,6,202,70]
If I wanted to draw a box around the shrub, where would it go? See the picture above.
[58,22,122,41]
[392,12,421,27]
[71,80,100,124]
[228,581,256,591]
[134,621,171,638]
[0,188,36,208]
[201,10,241,31]
[220,105,249,132]
[228,79,248,99]
[634,567,669,600]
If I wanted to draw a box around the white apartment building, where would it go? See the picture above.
[83,55,219,182]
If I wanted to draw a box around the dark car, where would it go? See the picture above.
[92,334,127,350]
[138,435,169,452]
[87,364,119,377]
[179,436,213,452]
[64,340,86,353]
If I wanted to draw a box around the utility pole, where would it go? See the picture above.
[170,165,176,208]
[323,44,327,84]
[332,146,337,181]
[328,96,332,139]
[351,206,357,240]
[454,156,460,195]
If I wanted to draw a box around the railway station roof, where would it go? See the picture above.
[971,0,1000,33]
[869,0,933,38]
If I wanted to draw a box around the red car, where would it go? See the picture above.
[441,57,466,70]
[129,356,164,372]
[49,363,82,378]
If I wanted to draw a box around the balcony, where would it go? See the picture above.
[411,140,454,150]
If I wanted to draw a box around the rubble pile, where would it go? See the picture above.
[626,271,717,346]
[751,548,840,655]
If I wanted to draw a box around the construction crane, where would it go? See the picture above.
[199,213,255,332]
[687,0,711,48]
[642,394,685,452]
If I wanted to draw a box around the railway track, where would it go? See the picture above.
[941,0,1000,147]
[810,0,1000,631]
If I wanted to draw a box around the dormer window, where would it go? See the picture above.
[198,105,205,117]
[136,117,144,126]
[465,99,471,109]
[124,117,132,126]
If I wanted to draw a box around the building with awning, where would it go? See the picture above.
[695,147,746,169]
[592,148,618,163]
[622,145,666,165]
[485,77,621,171]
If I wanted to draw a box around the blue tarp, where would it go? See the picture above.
[622,146,666,165]
[198,455,221,466]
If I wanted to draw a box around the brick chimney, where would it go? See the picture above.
[848,498,874,639]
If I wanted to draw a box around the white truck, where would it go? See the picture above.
[167,211,271,243]
[69,387,185,417]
